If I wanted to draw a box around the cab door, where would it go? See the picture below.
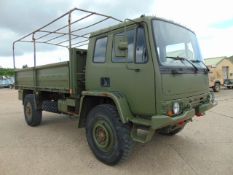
[107,26,155,115]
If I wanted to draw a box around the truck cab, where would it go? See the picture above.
[13,9,216,165]
[86,16,215,134]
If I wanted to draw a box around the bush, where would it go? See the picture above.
[0,68,15,77]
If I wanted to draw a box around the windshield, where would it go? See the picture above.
[153,20,205,69]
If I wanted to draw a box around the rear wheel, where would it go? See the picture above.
[86,104,134,165]
[24,94,42,126]
[213,82,220,92]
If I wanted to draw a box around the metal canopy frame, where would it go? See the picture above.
[13,8,122,68]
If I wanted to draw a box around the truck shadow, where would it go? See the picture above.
[40,112,78,126]
[118,133,199,171]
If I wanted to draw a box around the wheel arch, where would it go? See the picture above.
[21,89,45,110]
[21,89,34,104]
[214,80,221,85]
[78,91,133,128]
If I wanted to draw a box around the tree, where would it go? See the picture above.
[0,68,15,77]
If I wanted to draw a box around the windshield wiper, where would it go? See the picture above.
[190,60,209,73]
[166,56,198,72]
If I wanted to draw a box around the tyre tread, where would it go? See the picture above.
[86,104,134,165]
[24,94,42,127]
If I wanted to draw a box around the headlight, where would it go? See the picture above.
[173,102,180,115]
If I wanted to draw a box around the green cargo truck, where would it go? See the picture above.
[13,8,216,165]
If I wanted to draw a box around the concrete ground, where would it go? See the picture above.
[0,88,233,175]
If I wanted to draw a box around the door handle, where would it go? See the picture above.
[126,65,141,72]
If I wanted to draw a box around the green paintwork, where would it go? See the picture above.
[130,100,216,143]
[131,127,155,143]
[15,15,217,143]
[58,98,76,113]
[15,62,70,93]
[114,35,128,57]
[81,91,134,123]
[69,48,87,96]
[85,22,156,115]
[161,74,209,98]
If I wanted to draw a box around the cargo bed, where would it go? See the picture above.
[15,61,70,93]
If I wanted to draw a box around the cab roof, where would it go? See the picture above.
[90,16,195,37]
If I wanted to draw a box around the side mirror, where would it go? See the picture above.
[114,35,128,57]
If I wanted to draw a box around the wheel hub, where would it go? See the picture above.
[93,120,114,152]
[25,103,32,119]
[96,127,107,144]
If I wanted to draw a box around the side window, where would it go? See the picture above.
[136,27,147,63]
[93,37,107,63]
[112,29,136,63]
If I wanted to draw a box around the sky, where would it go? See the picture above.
[1,0,233,68]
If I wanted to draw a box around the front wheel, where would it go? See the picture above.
[85,104,134,165]
[213,83,220,92]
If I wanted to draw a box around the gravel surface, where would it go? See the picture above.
[0,88,233,175]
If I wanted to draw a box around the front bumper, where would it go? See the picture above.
[131,101,217,143]
[151,100,217,130]
[151,109,195,130]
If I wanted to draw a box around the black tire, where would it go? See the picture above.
[24,94,42,126]
[158,126,184,136]
[86,104,134,165]
[213,83,220,92]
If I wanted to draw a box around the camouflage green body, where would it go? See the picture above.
[15,16,216,143]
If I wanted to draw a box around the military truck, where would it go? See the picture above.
[13,8,216,165]
[208,66,222,92]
